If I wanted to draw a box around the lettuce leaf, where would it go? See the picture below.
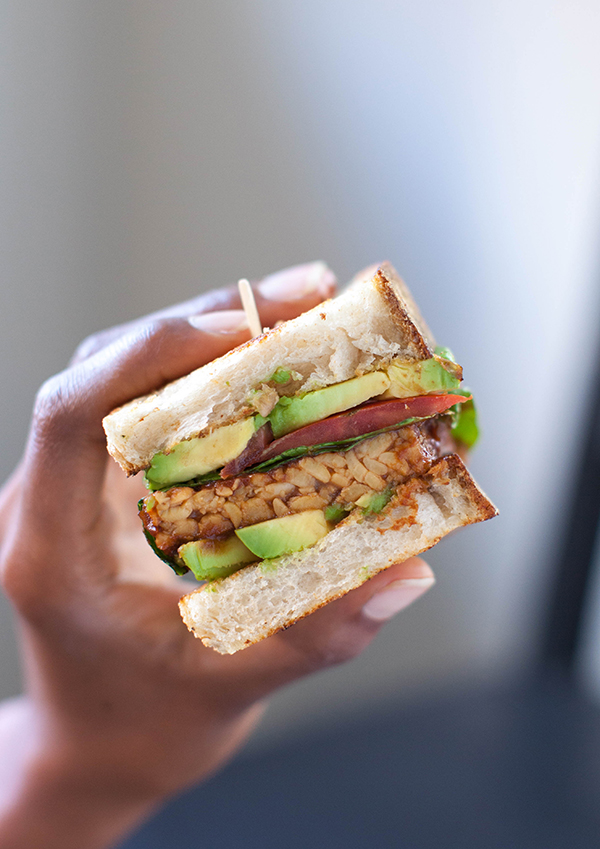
[451,397,479,449]
[143,529,189,575]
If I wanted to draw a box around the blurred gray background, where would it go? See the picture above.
[2,0,600,750]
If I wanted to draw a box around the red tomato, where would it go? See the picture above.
[220,423,273,478]
[256,394,467,465]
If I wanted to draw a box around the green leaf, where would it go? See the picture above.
[142,529,189,576]
[451,397,479,448]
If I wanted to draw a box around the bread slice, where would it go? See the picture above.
[179,455,498,654]
[103,263,436,474]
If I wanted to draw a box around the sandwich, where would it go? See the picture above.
[103,263,497,653]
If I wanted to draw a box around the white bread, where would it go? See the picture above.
[179,454,498,654]
[103,263,436,474]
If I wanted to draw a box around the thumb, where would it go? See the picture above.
[214,558,435,703]
[21,316,253,534]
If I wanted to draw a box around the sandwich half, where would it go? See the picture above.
[103,263,497,653]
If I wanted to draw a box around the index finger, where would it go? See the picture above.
[22,317,255,535]
[21,263,337,530]
[72,261,337,364]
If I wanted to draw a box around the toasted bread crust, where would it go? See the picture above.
[374,263,435,360]
[425,453,498,522]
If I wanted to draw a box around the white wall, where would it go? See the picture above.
[2,1,600,744]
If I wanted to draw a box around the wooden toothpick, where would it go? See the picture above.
[238,278,263,337]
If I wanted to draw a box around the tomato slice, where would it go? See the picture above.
[256,394,467,465]
[220,423,273,478]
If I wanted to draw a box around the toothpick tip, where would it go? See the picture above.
[237,278,263,338]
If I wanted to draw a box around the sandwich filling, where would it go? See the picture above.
[139,348,478,581]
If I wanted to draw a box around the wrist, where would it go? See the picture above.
[1,749,161,849]
[0,695,264,849]
[0,698,163,849]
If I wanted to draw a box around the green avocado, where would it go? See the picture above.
[434,345,457,362]
[268,371,390,439]
[268,368,293,384]
[145,417,259,490]
[356,487,394,515]
[235,510,329,559]
[386,356,462,398]
[179,536,257,581]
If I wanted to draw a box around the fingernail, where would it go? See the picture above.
[188,310,249,334]
[362,577,435,621]
[258,261,336,301]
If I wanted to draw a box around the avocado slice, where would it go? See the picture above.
[356,487,394,515]
[385,356,462,399]
[145,417,259,490]
[235,510,329,559]
[179,536,257,581]
[268,372,390,439]
[434,345,457,362]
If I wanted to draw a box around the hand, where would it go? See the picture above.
[0,262,435,849]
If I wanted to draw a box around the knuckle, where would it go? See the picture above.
[32,317,190,446]
[101,318,178,364]
[72,315,188,367]
[319,638,364,668]
[32,371,90,446]
[72,331,107,364]
[34,373,74,430]
[1,535,67,624]
[1,553,44,620]
[293,623,369,671]
[136,317,186,350]
[122,318,194,370]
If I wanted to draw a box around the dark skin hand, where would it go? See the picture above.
[0,262,435,849]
